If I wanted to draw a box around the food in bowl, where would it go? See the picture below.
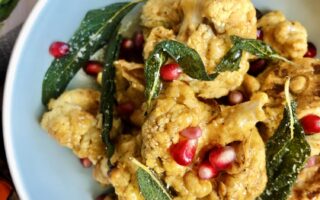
[39,0,320,199]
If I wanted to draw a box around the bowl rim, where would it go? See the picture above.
[2,0,48,199]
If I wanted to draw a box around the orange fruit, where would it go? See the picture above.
[0,180,12,200]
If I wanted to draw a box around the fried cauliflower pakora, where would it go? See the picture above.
[41,89,105,164]
[141,0,182,31]
[258,11,308,59]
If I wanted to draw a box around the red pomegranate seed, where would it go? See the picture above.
[198,161,219,180]
[170,139,197,166]
[84,61,103,76]
[121,38,134,52]
[116,101,135,116]
[305,156,318,168]
[180,126,202,139]
[49,41,69,58]
[160,63,182,81]
[300,114,320,135]
[133,31,144,51]
[257,28,264,40]
[80,158,92,168]
[304,42,317,58]
[209,146,236,170]
[228,90,244,105]
[248,59,267,76]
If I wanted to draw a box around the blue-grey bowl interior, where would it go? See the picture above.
[3,0,320,199]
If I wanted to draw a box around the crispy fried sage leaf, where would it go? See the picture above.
[42,1,143,105]
[257,81,311,200]
[131,158,172,200]
[0,0,19,22]
[100,33,122,159]
[215,46,242,72]
[144,40,242,107]
[231,35,291,63]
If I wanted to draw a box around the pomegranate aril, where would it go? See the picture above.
[80,158,92,168]
[300,114,320,135]
[116,101,135,116]
[228,90,244,105]
[121,38,134,52]
[304,42,317,58]
[248,59,267,76]
[170,139,197,166]
[49,41,69,58]
[133,31,144,51]
[84,61,103,76]
[180,126,202,139]
[257,28,264,40]
[198,161,219,180]
[160,63,182,81]
[209,146,236,170]
[305,156,318,168]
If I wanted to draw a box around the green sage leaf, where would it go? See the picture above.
[215,46,242,72]
[0,0,19,22]
[144,40,242,108]
[100,33,122,159]
[231,35,291,63]
[42,0,143,105]
[131,158,172,200]
[257,80,311,200]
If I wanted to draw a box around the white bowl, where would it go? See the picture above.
[3,0,320,199]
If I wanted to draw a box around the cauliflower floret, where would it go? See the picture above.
[109,134,144,200]
[258,58,320,154]
[141,0,182,31]
[217,128,266,200]
[289,156,320,200]
[207,93,268,200]
[142,81,267,199]
[93,157,110,185]
[177,0,204,41]
[242,74,261,96]
[114,60,145,93]
[258,11,308,59]
[201,0,257,38]
[47,88,100,114]
[186,24,231,73]
[114,60,145,105]
[142,81,214,198]
[109,166,143,200]
[205,92,268,145]
[180,171,213,199]
[41,89,105,164]
[143,26,176,59]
